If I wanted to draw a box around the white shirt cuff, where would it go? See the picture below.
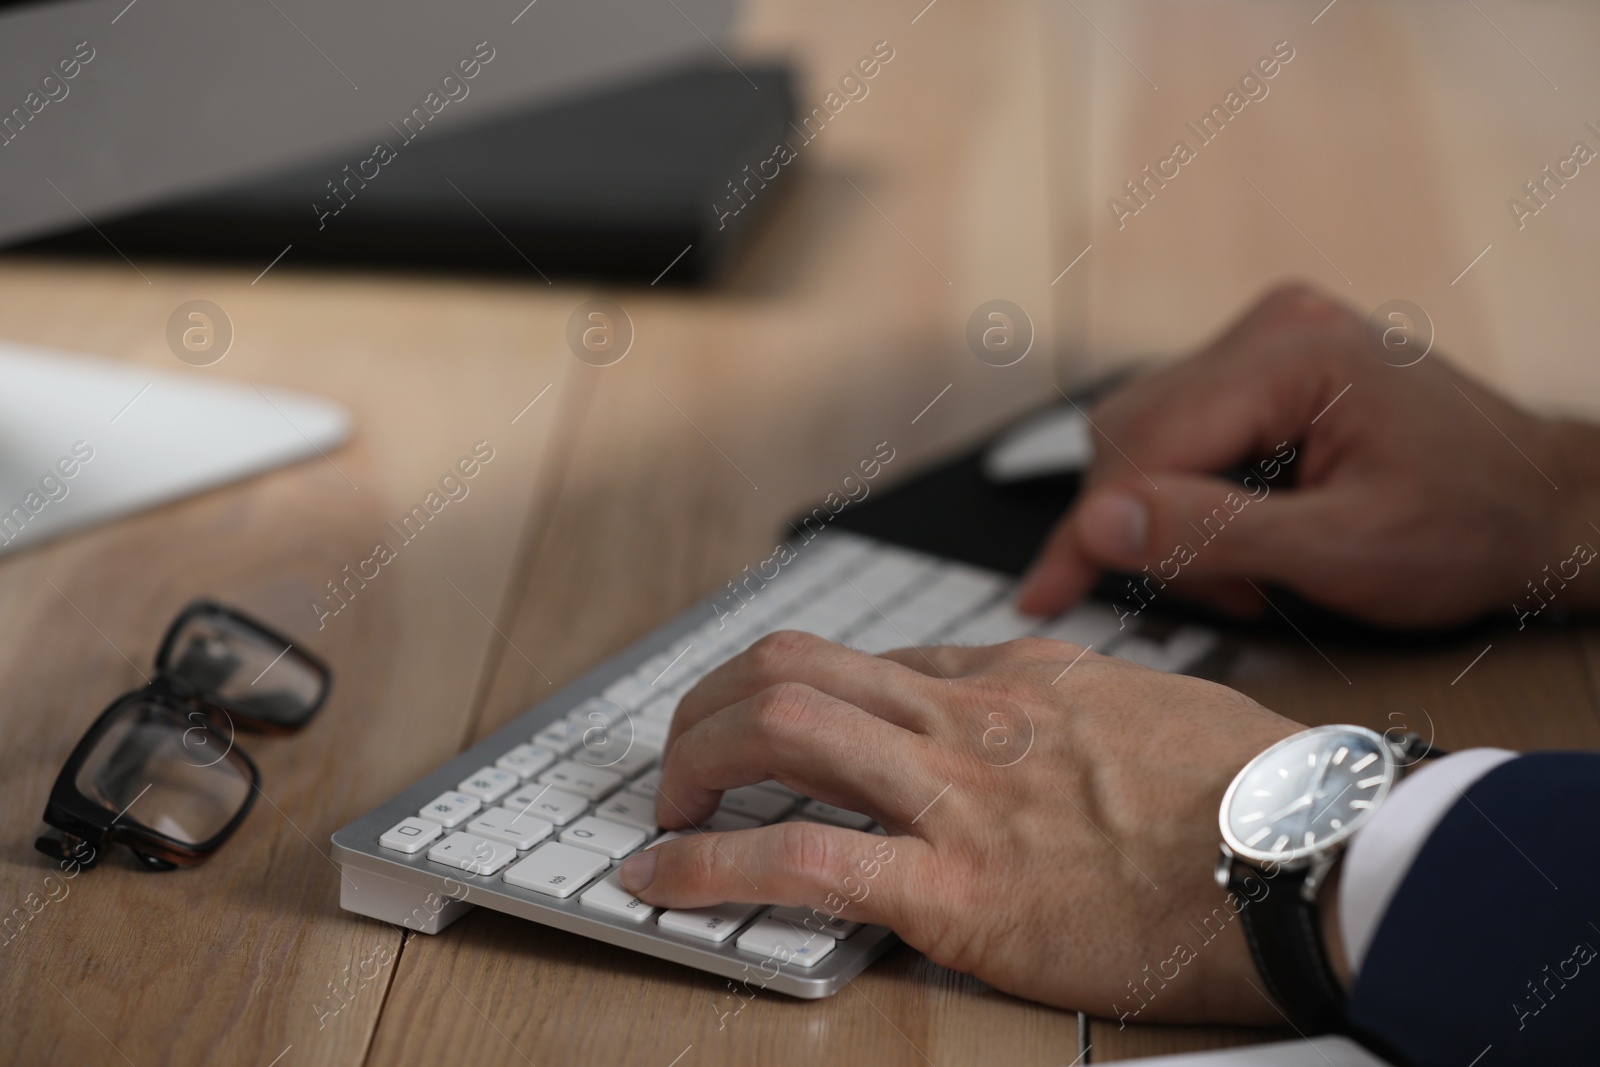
[1338,747,1518,976]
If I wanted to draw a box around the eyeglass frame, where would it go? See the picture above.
[35,599,331,872]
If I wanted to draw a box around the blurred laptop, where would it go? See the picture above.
[0,0,791,283]
[0,0,779,554]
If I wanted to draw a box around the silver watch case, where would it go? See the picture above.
[1215,724,1411,902]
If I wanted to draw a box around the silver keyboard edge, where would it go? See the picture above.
[329,839,898,998]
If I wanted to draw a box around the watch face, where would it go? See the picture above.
[1221,725,1397,864]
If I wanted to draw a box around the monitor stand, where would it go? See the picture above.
[0,341,351,556]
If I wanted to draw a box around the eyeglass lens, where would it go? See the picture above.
[72,698,251,847]
[161,609,324,728]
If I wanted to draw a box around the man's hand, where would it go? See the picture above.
[1017,284,1600,628]
[623,630,1300,1023]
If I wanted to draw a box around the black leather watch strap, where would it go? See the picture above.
[1230,862,1347,1034]
[1221,734,1445,1036]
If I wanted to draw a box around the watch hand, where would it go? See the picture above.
[1297,749,1337,834]
[1261,793,1313,824]
[1309,781,1355,825]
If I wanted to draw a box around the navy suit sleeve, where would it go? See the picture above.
[1346,752,1600,1066]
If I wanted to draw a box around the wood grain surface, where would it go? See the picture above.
[1,1,1596,1065]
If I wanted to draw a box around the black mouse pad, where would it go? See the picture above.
[816,405,1500,652]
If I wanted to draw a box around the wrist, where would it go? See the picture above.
[1545,418,1600,613]
[1318,861,1351,990]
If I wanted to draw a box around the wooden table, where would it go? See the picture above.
[2,2,1596,1064]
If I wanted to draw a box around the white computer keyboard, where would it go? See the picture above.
[332,532,1221,997]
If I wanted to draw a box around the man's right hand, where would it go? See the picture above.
[1017,284,1600,628]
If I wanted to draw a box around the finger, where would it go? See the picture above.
[667,630,940,755]
[619,821,929,926]
[1086,284,1360,481]
[1019,476,1311,617]
[1019,285,1362,615]
[1016,509,1102,616]
[657,681,939,829]
[1047,473,1346,590]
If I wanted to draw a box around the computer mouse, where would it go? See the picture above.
[982,405,1093,483]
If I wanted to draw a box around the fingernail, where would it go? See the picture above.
[619,849,658,893]
[1081,491,1148,558]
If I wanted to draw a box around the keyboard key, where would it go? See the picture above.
[799,801,874,830]
[560,816,648,859]
[532,720,579,755]
[846,550,936,604]
[793,534,876,584]
[718,785,798,823]
[564,710,629,757]
[567,699,629,733]
[503,842,610,898]
[847,620,919,655]
[502,784,588,826]
[849,566,1007,652]
[626,769,662,800]
[419,792,480,828]
[736,918,837,967]
[1165,626,1220,668]
[677,639,732,677]
[631,650,678,685]
[1036,602,1126,651]
[379,817,443,854]
[467,807,554,850]
[782,586,875,641]
[592,791,661,832]
[925,564,1007,611]
[644,645,698,690]
[897,583,1003,643]
[538,760,623,801]
[638,695,678,722]
[632,718,671,749]
[654,681,696,711]
[600,674,658,711]
[753,781,804,801]
[658,901,762,943]
[496,743,558,779]
[942,601,1039,645]
[457,766,519,803]
[700,810,761,833]
[580,872,658,923]
[768,905,861,939]
[427,831,517,876]
[573,741,659,778]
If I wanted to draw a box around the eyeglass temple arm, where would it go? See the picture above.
[34,829,102,869]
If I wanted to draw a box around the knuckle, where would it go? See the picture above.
[1261,281,1328,315]
[1002,636,1064,662]
[746,629,821,676]
[675,838,724,891]
[1257,283,1352,336]
[752,681,819,739]
[1262,280,1320,306]
[777,820,836,878]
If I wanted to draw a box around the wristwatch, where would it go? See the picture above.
[1215,725,1439,1034]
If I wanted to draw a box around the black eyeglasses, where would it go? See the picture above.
[35,600,331,872]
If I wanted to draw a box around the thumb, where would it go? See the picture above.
[1021,475,1323,613]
